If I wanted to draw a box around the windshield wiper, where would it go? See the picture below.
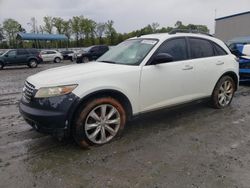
[98,60,117,64]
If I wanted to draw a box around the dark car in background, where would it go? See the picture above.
[61,50,75,61]
[76,45,109,63]
[0,49,42,69]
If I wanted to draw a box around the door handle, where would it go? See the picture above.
[216,61,224,65]
[182,65,193,70]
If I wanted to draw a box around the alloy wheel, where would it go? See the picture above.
[218,80,234,107]
[84,104,121,144]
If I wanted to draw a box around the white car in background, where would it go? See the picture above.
[40,50,63,63]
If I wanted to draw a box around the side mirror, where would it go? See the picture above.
[151,53,174,65]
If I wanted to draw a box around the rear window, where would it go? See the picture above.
[189,38,214,59]
[213,43,228,56]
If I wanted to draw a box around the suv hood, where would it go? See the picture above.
[27,62,127,88]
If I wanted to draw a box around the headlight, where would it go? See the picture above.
[34,84,78,98]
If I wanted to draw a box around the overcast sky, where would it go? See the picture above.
[0,0,249,34]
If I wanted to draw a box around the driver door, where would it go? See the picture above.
[140,37,197,112]
[5,50,17,64]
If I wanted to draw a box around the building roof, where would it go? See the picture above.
[215,11,250,21]
[17,32,68,41]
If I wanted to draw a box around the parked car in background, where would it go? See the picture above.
[0,49,42,69]
[20,32,239,147]
[61,50,76,61]
[229,43,250,81]
[76,45,109,63]
[40,50,63,63]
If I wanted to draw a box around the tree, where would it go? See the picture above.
[3,18,23,48]
[85,18,96,45]
[175,21,183,28]
[53,17,64,34]
[28,17,38,33]
[0,24,4,41]
[105,20,117,45]
[151,22,160,33]
[62,20,72,47]
[71,16,80,46]
[196,25,209,33]
[43,16,53,34]
[96,23,106,44]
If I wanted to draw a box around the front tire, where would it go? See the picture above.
[28,59,38,68]
[83,57,89,63]
[211,76,236,109]
[73,97,126,148]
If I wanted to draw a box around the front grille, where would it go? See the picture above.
[23,81,35,102]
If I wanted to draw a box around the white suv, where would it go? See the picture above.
[40,50,63,63]
[19,33,239,147]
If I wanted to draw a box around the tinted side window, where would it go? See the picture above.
[8,50,17,56]
[28,49,39,54]
[157,38,188,61]
[91,47,99,52]
[48,51,56,54]
[213,43,228,56]
[17,49,28,55]
[189,38,214,59]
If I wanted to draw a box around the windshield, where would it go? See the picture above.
[97,39,158,65]
[0,50,7,56]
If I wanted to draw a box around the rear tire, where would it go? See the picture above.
[54,57,61,63]
[0,62,4,70]
[28,59,38,68]
[211,76,236,109]
[73,97,126,148]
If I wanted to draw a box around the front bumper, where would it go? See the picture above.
[19,92,80,137]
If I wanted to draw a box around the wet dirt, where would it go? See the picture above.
[0,62,250,188]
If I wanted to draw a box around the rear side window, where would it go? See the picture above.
[17,49,28,55]
[48,51,56,54]
[28,49,39,54]
[213,43,228,56]
[189,38,214,59]
[157,38,188,61]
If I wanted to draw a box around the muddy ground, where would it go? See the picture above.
[0,61,250,188]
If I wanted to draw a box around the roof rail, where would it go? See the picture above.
[169,29,214,37]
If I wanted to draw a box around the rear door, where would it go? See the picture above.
[16,49,29,64]
[187,37,227,96]
[47,51,57,61]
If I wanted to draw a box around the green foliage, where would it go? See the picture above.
[2,18,24,48]
[52,17,64,34]
[174,20,209,33]
[0,16,210,48]
[43,16,53,34]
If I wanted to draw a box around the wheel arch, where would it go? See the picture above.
[218,71,239,91]
[69,89,133,130]
[28,58,38,63]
